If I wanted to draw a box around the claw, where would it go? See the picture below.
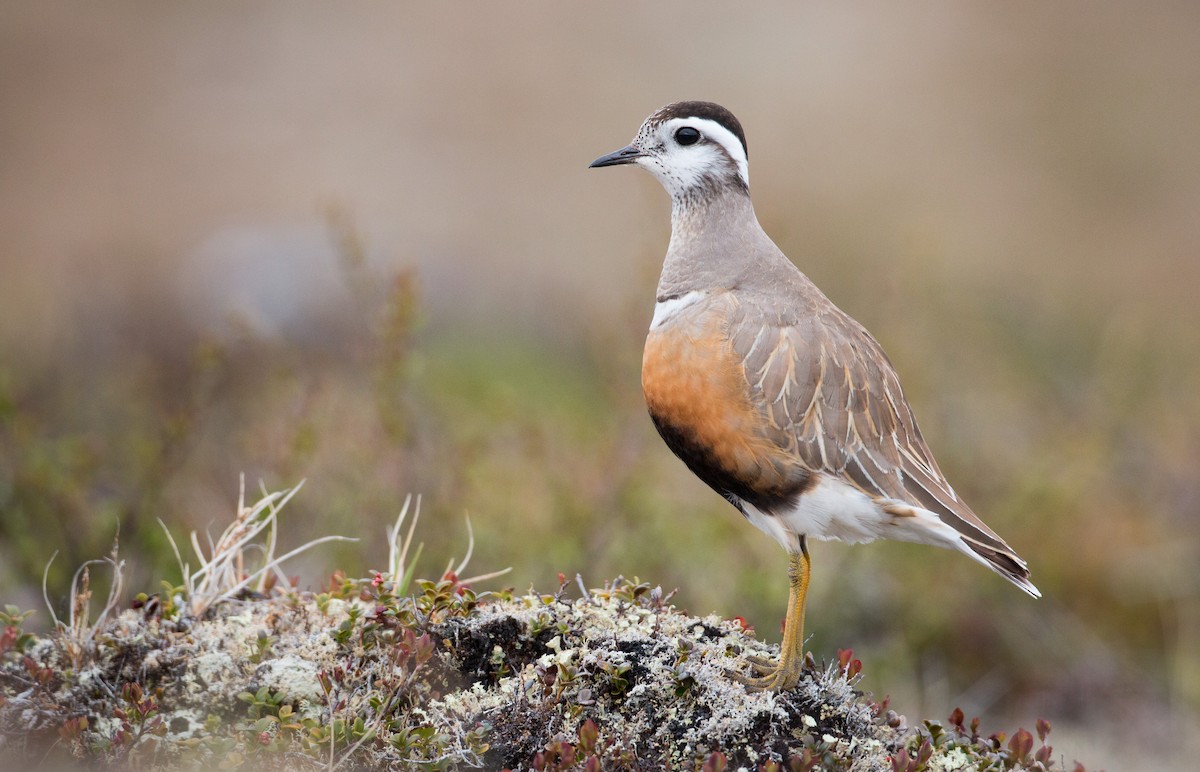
[730,654,807,692]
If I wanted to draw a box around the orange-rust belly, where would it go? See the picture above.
[642,325,809,510]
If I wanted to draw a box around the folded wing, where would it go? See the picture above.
[728,296,1036,593]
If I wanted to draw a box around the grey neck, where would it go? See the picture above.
[656,188,786,300]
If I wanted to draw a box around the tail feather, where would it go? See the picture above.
[963,540,1041,598]
[878,499,1041,598]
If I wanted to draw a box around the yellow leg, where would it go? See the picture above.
[732,537,810,691]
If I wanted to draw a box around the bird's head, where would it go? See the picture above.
[590,101,749,205]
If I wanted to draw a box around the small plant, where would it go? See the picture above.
[597,659,632,698]
[887,708,1075,771]
[385,493,426,597]
[0,605,35,658]
[247,630,277,664]
[103,682,167,761]
[157,478,355,617]
[237,686,289,721]
[836,648,863,680]
[42,538,124,670]
[131,580,187,621]
[531,718,603,772]
[888,739,933,772]
[58,715,89,743]
[672,664,697,698]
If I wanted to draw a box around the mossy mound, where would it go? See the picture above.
[426,581,892,770]
[0,575,1069,770]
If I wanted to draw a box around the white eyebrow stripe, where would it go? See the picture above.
[650,290,707,329]
[661,117,749,187]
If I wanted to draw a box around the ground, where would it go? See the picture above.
[1,572,1070,770]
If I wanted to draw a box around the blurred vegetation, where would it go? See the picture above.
[1,5,1197,769]
[4,212,1200,772]
[3,204,1198,753]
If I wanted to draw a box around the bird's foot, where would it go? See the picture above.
[729,651,812,692]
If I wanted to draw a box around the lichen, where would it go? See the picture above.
[1,573,1075,770]
[423,583,893,770]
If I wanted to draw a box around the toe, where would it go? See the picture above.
[744,654,776,671]
[729,670,775,692]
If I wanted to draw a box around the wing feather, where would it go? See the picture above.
[730,299,1015,554]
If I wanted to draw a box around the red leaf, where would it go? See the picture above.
[702,750,728,772]
[1008,728,1033,760]
[578,719,599,754]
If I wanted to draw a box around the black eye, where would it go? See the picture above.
[674,127,701,146]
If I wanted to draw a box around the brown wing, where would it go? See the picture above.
[728,296,1018,556]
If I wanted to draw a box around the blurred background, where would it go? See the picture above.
[2,2,1198,767]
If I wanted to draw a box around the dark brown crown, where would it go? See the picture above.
[651,101,748,159]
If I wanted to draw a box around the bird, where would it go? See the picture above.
[589,101,1039,692]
